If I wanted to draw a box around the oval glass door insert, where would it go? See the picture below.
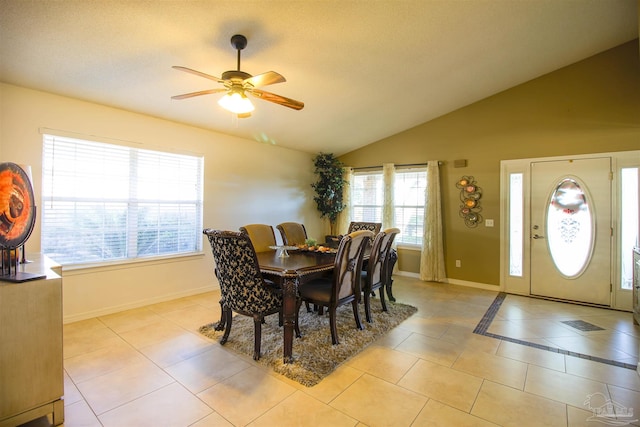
[546,178,594,278]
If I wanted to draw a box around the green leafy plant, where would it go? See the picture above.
[311,153,346,236]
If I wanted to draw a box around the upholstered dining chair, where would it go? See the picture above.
[347,221,382,234]
[295,230,374,345]
[276,222,308,246]
[239,224,277,252]
[361,227,400,323]
[203,229,283,360]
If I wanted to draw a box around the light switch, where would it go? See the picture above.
[485,219,494,227]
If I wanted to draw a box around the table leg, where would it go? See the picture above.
[281,277,298,363]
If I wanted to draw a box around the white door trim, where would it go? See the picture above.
[500,150,640,311]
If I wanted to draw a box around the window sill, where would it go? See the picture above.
[396,244,422,251]
[59,252,205,275]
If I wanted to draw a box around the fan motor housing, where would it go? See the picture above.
[222,70,252,81]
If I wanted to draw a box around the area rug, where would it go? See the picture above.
[198,301,418,387]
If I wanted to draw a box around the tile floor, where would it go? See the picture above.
[23,276,640,427]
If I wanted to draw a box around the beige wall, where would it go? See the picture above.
[340,40,640,287]
[0,83,324,322]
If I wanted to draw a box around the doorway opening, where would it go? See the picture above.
[500,151,639,310]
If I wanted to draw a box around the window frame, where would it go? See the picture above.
[393,167,427,247]
[41,134,204,267]
[349,166,427,247]
[351,171,384,224]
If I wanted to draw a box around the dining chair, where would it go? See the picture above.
[361,227,400,323]
[203,229,283,360]
[347,221,382,234]
[276,222,308,246]
[239,224,277,252]
[295,229,374,345]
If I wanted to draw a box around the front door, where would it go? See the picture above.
[530,157,612,306]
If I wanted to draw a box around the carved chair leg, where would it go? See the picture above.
[385,278,396,302]
[352,300,363,331]
[214,299,226,331]
[379,287,388,312]
[220,309,232,345]
[294,299,302,338]
[253,314,263,361]
[364,288,373,323]
[329,308,339,345]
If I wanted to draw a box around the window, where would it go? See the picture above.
[546,178,594,278]
[394,169,427,245]
[509,173,523,276]
[41,134,203,265]
[352,172,383,223]
[621,167,639,289]
[350,168,427,245]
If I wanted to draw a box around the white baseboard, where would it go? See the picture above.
[394,270,420,279]
[63,284,218,324]
[445,278,500,291]
[394,270,499,291]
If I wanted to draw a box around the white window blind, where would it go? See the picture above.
[350,168,427,245]
[394,169,427,245]
[41,134,203,265]
[352,172,383,223]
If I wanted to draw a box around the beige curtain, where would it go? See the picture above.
[382,163,395,231]
[337,166,353,235]
[420,160,446,282]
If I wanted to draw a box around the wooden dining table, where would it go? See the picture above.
[255,249,337,363]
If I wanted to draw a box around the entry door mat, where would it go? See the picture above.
[474,293,636,370]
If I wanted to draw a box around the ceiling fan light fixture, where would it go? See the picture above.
[172,34,303,114]
[218,91,254,114]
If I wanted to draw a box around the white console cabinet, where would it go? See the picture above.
[0,254,63,427]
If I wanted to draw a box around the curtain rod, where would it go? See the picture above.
[352,161,442,171]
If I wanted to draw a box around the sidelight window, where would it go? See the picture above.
[508,173,523,276]
[621,168,639,289]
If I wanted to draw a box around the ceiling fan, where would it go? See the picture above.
[171,34,304,118]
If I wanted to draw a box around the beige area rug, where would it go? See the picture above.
[198,301,418,387]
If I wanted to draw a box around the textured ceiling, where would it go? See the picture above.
[0,0,637,155]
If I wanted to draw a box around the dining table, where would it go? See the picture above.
[256,248,337,363]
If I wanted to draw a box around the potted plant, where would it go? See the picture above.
[311,153,346,241]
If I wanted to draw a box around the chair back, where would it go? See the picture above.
[333,230,374,302]
[239,224,277,252]
[203,229,280,313]
[347,221,382,234]
[367,228,401,288]
[276,222,307,246]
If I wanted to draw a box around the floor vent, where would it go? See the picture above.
[560,320,605,332]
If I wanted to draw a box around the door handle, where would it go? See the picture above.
[532,234,545,239]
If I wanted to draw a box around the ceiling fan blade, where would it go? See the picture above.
[172,66,224,83]
[249,89,304,110]
[244,71,286,88]
[171,88,226,100]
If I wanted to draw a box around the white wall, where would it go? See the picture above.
[0,83,325,322]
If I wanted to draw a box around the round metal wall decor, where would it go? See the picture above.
[456,176,483,227]
[0,162,36,249]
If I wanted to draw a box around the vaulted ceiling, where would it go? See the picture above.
[1,1,637,155]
